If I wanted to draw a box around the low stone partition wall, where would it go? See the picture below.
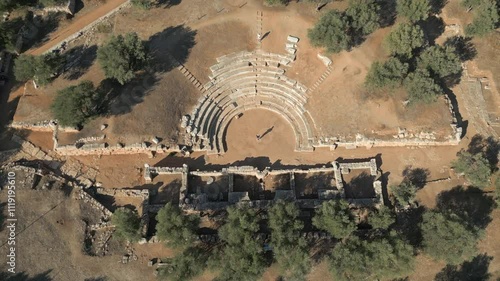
[96,187,149,199]
[74,187,113,219]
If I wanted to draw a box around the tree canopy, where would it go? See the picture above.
[345,0,380,36]
[111,207,141,242]
[452,151,492,188]
[365,57,409,89]
[217,206,266,281]
[404,69,442,103]
[97,32,148,85]
[391,181,418,207]
[329,234,415,281]
[418,45,462,79]
[312,200,356,239]
[308,10,352,53]
[155,203,199,247]
[51,81,103,127]
[156,247,208,281]
[396,0,431,22]
[421,210,478,264]
[14,53,65,85]
[368,206,396,229]
[465,0,499,37]
[268,201,310,280]
[385,23,425,58]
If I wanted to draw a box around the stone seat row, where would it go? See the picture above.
[210,61,285,79]
[192,75,309,135]
[204,72,307,99]
[216,51,294,65]
[192,82,309,138]
[208,93,311,146]
[211,98,312,153]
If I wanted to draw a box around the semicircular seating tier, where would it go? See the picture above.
[186,50,316,154]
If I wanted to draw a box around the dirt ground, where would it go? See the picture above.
[0,188,158,281]
[13,0,458,146]
[3,0,500,280]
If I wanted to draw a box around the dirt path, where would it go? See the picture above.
[27,0,128,55]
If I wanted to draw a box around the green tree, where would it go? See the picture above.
[418,45,462,78]
[111,207,141,242]
[156,247,208,281]
[368,206,396,229]
[465,0,499,37]
[217,206,266,281]
[345,0,380,36]
[385,23,425,58]
[452,151,492,188]
[155,203,199,247]
[396,0,431,22]
[365,57,409,89]
[0,18,24,52]
[51,81,102,127]
[421,211,478,264]
[264,0,288,6]
[312,200,356,239]
[329,234,415,281]
[308,10,351,53]
[404,69,442,103]
[97,32,147,85]
[268,201,310,280]
[131,0,152,9]
[390,181,418,207]
[14,53,65,85]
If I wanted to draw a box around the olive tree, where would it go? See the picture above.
[308,10,352,53]
[97,32,148,85]
[155,203,199,247]
[111,207,142,242]
[385,23,425,58]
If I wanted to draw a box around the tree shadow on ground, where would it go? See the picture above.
[0,270,53,281]
[103,25,197,116]
[436,186,495,231]
[156,0,182,8]
[63,45,97,80]
[396,205,426,248]
[434,254,493,281]
[444,36,477,62]
[22,13,62,51]
[402,166,430,189]
[378,0,397,28]
[430,0,447,15]
[467,134,500,171]
[419,16,445,46]
[344,172,376,198]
